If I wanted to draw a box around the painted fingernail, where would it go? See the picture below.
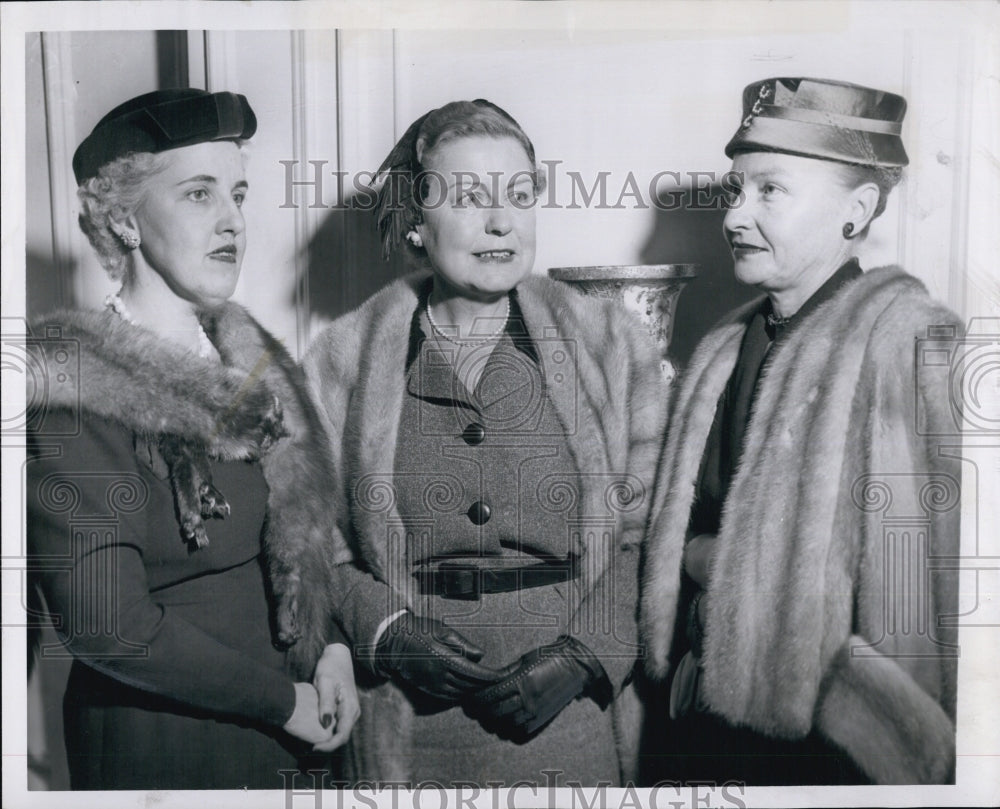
[321,713,332,729]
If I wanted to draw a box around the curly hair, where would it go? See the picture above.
[76,151,169,281]
[375,99,545,262]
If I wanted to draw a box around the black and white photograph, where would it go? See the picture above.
[2,2,998,808]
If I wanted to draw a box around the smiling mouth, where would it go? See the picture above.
[731,242,767,255]
[473,250,515,262]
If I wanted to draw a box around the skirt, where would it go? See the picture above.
[351,568,622,788]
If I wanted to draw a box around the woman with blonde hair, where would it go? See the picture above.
[27,89,358,789]
[303,99,667,786]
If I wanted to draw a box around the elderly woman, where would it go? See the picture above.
[640,77,961,785]
[26,88,358,789]
[302,99,666,787]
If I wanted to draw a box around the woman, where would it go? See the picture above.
[27,88,358,790]
[639,77,961,785]
[302,99,666,787]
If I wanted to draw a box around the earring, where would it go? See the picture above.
[406,230,423,248]
[118,230,141,250]
[842,222,855,238]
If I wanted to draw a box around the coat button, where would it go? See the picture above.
[462,422,486,445]
[467,501,491,525]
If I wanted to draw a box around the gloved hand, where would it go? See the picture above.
[371,611,502,703]
[472,635,613,739]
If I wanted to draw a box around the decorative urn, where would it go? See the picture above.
[547,264,698,382]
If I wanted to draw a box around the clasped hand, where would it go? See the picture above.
[372,612,612,740]
[282,642,360,752]
[471,635,612,740]
[371,612,500,702]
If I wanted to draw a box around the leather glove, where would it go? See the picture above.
[371,611,502,703]
[472,635,613,739]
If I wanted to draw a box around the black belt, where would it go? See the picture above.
[414,557,579,601]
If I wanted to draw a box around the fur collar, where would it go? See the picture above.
[31,303,343,676]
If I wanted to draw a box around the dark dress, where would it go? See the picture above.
[647,260,870,786]
[27,411,304,790]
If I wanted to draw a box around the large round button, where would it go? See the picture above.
[467,501,492,525]
[462,422,486,445]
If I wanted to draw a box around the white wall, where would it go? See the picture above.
[396,28,908,271]
[24,9,991,363]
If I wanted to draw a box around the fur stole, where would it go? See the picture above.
[640,266,961,783]
[30,304,346,677]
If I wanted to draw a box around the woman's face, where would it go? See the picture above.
[128,141,248,307]
[723,151,857,298]
[415,135,536,302]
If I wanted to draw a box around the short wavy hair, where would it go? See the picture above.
[375,99,545,262]
[76,151,169,281]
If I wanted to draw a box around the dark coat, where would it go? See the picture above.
[27,303,340,788]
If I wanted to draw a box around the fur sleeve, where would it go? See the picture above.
[617,311,671,547]
[302,308,367,544]
[639,305,756,678]
[815,638,956,783]
[814,291,961,783]
[550,289,669,686]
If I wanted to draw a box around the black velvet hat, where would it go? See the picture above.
[72,89,257,184]
[724,77,908,168]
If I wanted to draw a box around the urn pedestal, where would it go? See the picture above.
[547,264,698,382]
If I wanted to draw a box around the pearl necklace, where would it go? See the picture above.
[425,295,511,347]
[105,291,214,360]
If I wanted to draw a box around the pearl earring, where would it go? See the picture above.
[406,231,423,248]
